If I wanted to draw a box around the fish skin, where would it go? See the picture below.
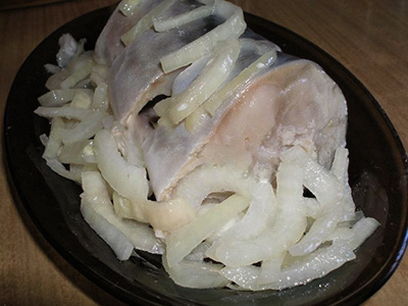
[95,0,164,65]
[129,54,346,201]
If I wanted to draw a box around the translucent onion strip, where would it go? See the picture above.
[119,0,142,16]
[165,194,249,267]
[94,129,149,203]
[113,192,196,232]
[121,0,175,46]
[81,171,164,257]
[153,3,214,32]
[163,256,228,288]
[157,39,240,125]
[207,151,306,267]
[203,49,277,116]
[34,106,90,121]
[60,111,106,144]
[160,0,246,73]
[37,89,92,107]
[42,117,64,159]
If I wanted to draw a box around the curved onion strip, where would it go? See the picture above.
[289,148,354,256]
[221,243,356,290]
[60,54,94,89]
[330,147,355,221]
[113,192,195,232]
[45,158,81,183]
[184,105,210,132]
[34,106,90,120]
[60,111,106,144]
[94,129,149,203]
[153,3,214,32]
[160,0,246,73]
[121,0,175,46]
[163,255,228,288]
[172,55,210,96]
[203,49,277,116]
[81,171,164,257]
[91,83,109,111]
[42,117,64,159]
[58,139,94,164]
[207,152,306,267]
[119,0,142,16]
[70,90,93,109]
[174,165,275,241]
[166,194,249,267]
[38,89,92,107]
[160,39,240,125]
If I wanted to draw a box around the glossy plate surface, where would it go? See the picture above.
[4,6,408,306]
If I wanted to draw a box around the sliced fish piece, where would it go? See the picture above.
[129,52,346,200]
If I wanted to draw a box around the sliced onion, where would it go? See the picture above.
[172,55,210,96]
[45,158,81,183]
[203,49,277,115]
[121,0,175,46]
[90,64,109,87]
[34,106,90,120]
[158,39,240,125]
[60,53,94,89]
[165,194,249,267]
[42,117,64,159]
[38,89,91,107]
[163,255,228,288]
[56,34,80,68]
[119,0,142,17]
[174,165,276,240]
[207,152,306,267]
[91,83,109,111]
[153,3,214,32]
[113,192,195,232]
[70,90,93,109]
[184,105,210,132]
[58,139,94,164]
[60,111,106,144]
[94,129,149,203]
[160,0,246,73]
[81,171,164,257]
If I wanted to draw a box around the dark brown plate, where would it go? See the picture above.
[4,6,408,306]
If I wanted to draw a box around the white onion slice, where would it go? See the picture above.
[174,165,275,240]
[37,89,91,107]
[91,83,109,111]
[81,171,164,257]
[157,39,240,125]
[166,194,249,267]
[172,55,210,96]
[153,3,214,32]
[208,152,306,267]
[60,53,94,89]
[60,111,105,144]
[70,90,93,109]
[160,0,246,73]
[34,106,90,120]
[121,0,175,46]
[163,255,228,288]
[45,158,81,183]
[203,49,277,115]
[119,0,142,16]
[113,192,195,232]
[42,117,64,159]
[94,129,149,203]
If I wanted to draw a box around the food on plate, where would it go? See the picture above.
[34,0,379,290]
